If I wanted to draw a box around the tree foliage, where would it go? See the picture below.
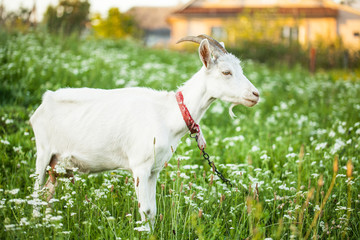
[43,0,90,35]
[92,8,142,39]
[0,5,35,32]
[225,9,293,44]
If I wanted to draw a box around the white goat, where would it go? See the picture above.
[30,35,259,226]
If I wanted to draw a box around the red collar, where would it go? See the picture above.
[176,91,206,150]
[175,91,200,134]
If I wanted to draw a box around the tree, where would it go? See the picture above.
[92,8,142,39]
[225,8,294,46]
[0,4,35,32]
[43,0,90,35]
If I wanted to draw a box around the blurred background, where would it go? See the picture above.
[0,2,359,238]
[1,0,360,70]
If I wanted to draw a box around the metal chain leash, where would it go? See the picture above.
[190,133,233,187]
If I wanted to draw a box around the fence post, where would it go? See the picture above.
[343,50,349,70]
[309,47,316,73]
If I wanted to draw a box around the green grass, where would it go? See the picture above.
[0,31,359,239]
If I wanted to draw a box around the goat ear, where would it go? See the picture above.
[199,39,212,68]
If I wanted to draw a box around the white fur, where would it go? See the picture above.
[30,39,259,226]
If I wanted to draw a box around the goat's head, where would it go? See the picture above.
[177,35,260,114]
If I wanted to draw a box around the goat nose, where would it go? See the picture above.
[252,91,259,97]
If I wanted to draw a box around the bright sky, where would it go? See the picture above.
[2,0,190,20]
[2,0,360,21]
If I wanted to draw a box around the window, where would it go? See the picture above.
[211,26,227,40]
[281,26,298,42]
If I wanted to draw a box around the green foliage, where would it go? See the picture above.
[228,39,360,70]
[0,32,359,239]
[43,0,90,35]
[226,8,289,43]
[225,10,360,70]
[92,8,142,39]
[0,6,34,32]
[228,40,307,67]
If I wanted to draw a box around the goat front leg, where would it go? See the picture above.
[133,167,158,229]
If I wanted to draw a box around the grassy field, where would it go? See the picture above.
[0,32,359,239]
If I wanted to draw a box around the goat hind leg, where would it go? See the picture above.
[44,155,59,202]
[44,155,75,202]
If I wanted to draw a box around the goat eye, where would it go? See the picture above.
[222,71,232,76]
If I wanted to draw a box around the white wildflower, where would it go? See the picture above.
[32,209,41,218]
[183,164,199,170]
[315,142,327,151]
[50,215,63,221]
[5,119,14,124]
[179,173,190,179]
[185,138,191,146]
[13,146,22,153]
[54,164,67,174]
[28,198,48,206]
[280,102,288,110]
[286,153,297,158]
[6,188,20,195]
[134,226,150,232]
[178,155,190,160]
[9,199,26,204]
[336,174,346,178]
[223,135,245,142]
[279,184,289,190]
[115,79,125,86]
[297,115,308,127]
[329,130,336,138]
[337,125,346,134]
[19,217,29,226]
[260,154,269,160]
[5,224,20,231]
[94,189,107,200]
[330,139,345,154]
[283,214,295,220]
[251,146,260,152]
[1,139,10,145]
[49,198,59,203]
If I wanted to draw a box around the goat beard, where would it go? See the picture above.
[229,103,237,119]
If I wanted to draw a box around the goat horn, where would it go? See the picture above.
[176,35,227,58]
[198,34,228,54]
[176,36,204,45]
